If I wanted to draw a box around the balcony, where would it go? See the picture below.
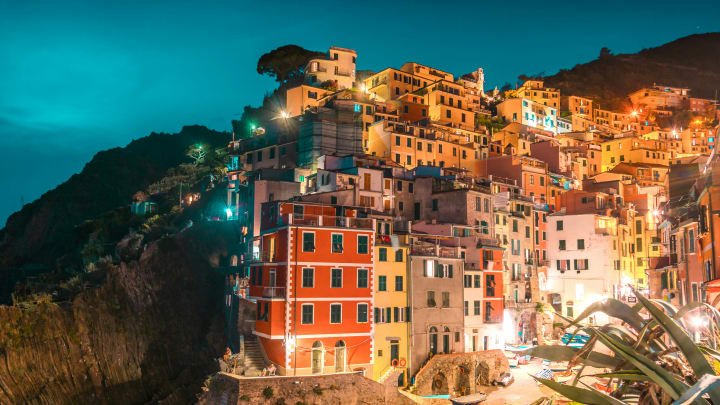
[484,315,503,324]
[280,213,374,230]
[409,245,460,258]
[262,287,286,298]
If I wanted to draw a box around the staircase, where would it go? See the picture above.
[243,336,267,376]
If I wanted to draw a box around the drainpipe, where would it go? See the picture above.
[293,224,299,376]
[683,227,691,306]
[708,183,718,284]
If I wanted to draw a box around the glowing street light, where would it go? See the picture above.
[280,111,290,119]
[630,110,638,117]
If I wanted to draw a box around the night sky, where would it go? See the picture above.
[2,0,719,225]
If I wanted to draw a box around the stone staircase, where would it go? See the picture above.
[242,337,267,376]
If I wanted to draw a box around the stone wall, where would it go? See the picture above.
[412,350,509,397]
[198,372,415,405]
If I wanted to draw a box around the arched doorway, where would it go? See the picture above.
[334,341,346,372]
[443,327,451,354]
[432,372,449,395]
[429,327,438,354]
[311,341,323,374]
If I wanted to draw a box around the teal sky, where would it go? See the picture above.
[1,0,719,225]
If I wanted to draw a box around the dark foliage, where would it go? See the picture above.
[540,33,720,110]
[0,125,231,304]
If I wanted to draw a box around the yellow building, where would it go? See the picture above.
[372,235,410,386]
[599,136,670,172]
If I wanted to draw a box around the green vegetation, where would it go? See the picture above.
[539,33,720,110]
[239,395,250,401]
[526,292,720,404]
[312,386,323,395]
[263,386,274,399]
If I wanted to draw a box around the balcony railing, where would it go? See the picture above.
[484,315,503,324]
[262,287,285,298]
[279,213,374,229]
[409,245,460,258]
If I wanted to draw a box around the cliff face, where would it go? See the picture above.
[0,223,236,405]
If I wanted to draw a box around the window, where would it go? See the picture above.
[427,291,436,307]
[474,301,480,315]
[432,199,439,211]
[474,275,481,288]
[379,247,387,261]
[357,269,369,288]
[303,232,315,252]
[331,268,342,288]
[475,197,482,211]
[395,136,401,146]
[689,229,695,253]
[395,276,403,291]
[559,240,566,250]
[525,226,530,238]
[540,176,544,186]
[636,238,643,253]
[486,274,495,296]
[378,275,387,291]
[407,137,412,147]
[464,301,469,316]
[409,183,413,193]
[577,239,585,250]
[357,304,368,323]
[397,181,403,191]
[332,234,343,253]
[395,249,403,262]
[442,292,450,308]
[636,220,642,234]
[557,221,563,231]
[357,235,369,254]
[301,304,314,324]
[464,275,472,288]
[512,220,518,233]
[484,198,489,213]
[302,268,314,287]
[330,304,342,324]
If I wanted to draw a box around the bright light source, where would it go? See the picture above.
[225,208,232,219]
[690,316,705,328]
[280,111,289,119]
[630,110,638,117]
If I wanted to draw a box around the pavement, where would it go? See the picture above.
[481,358,555,405]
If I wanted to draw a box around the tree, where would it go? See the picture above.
[256,45,324,86]
[186,144,207,166]
[599,47,612,59]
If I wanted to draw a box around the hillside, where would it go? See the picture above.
[542,33,720,110]
[0,125,231,304]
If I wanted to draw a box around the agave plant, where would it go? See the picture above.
[524,289,720,405]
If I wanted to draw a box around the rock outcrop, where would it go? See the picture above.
[0,223,237,404]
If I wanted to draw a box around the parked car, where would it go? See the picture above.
[493,371,514,387]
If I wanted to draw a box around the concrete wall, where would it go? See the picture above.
[198,371,414,405]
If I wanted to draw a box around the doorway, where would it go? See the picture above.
[311,341,323,374]
[334,341,346,372]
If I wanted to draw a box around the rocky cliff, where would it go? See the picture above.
[0,222,237,404]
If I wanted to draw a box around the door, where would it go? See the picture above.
[442,334,450,354]
[414,203,421,220]
[311,342,323,374]
[268,269,276,287]
[483,336,489,351]
[390,342,399,364]
[334,341,346,372]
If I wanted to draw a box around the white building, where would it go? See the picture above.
[305,46,357,90]
[546,213,622,324]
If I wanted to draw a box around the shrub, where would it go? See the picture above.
[262,386,274,399]
[239,395,250,402]
[312,386,323,395]
[526,291,720,404]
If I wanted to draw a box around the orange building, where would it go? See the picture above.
[249,201,375,376]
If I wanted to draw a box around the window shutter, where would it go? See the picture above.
[386,307,392,323]
[394,307,399,322]
[574,259,578,270]
[556,260,561,270]
[375,307,380,323]
[448,264,453,278]
[406,306,411,322]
